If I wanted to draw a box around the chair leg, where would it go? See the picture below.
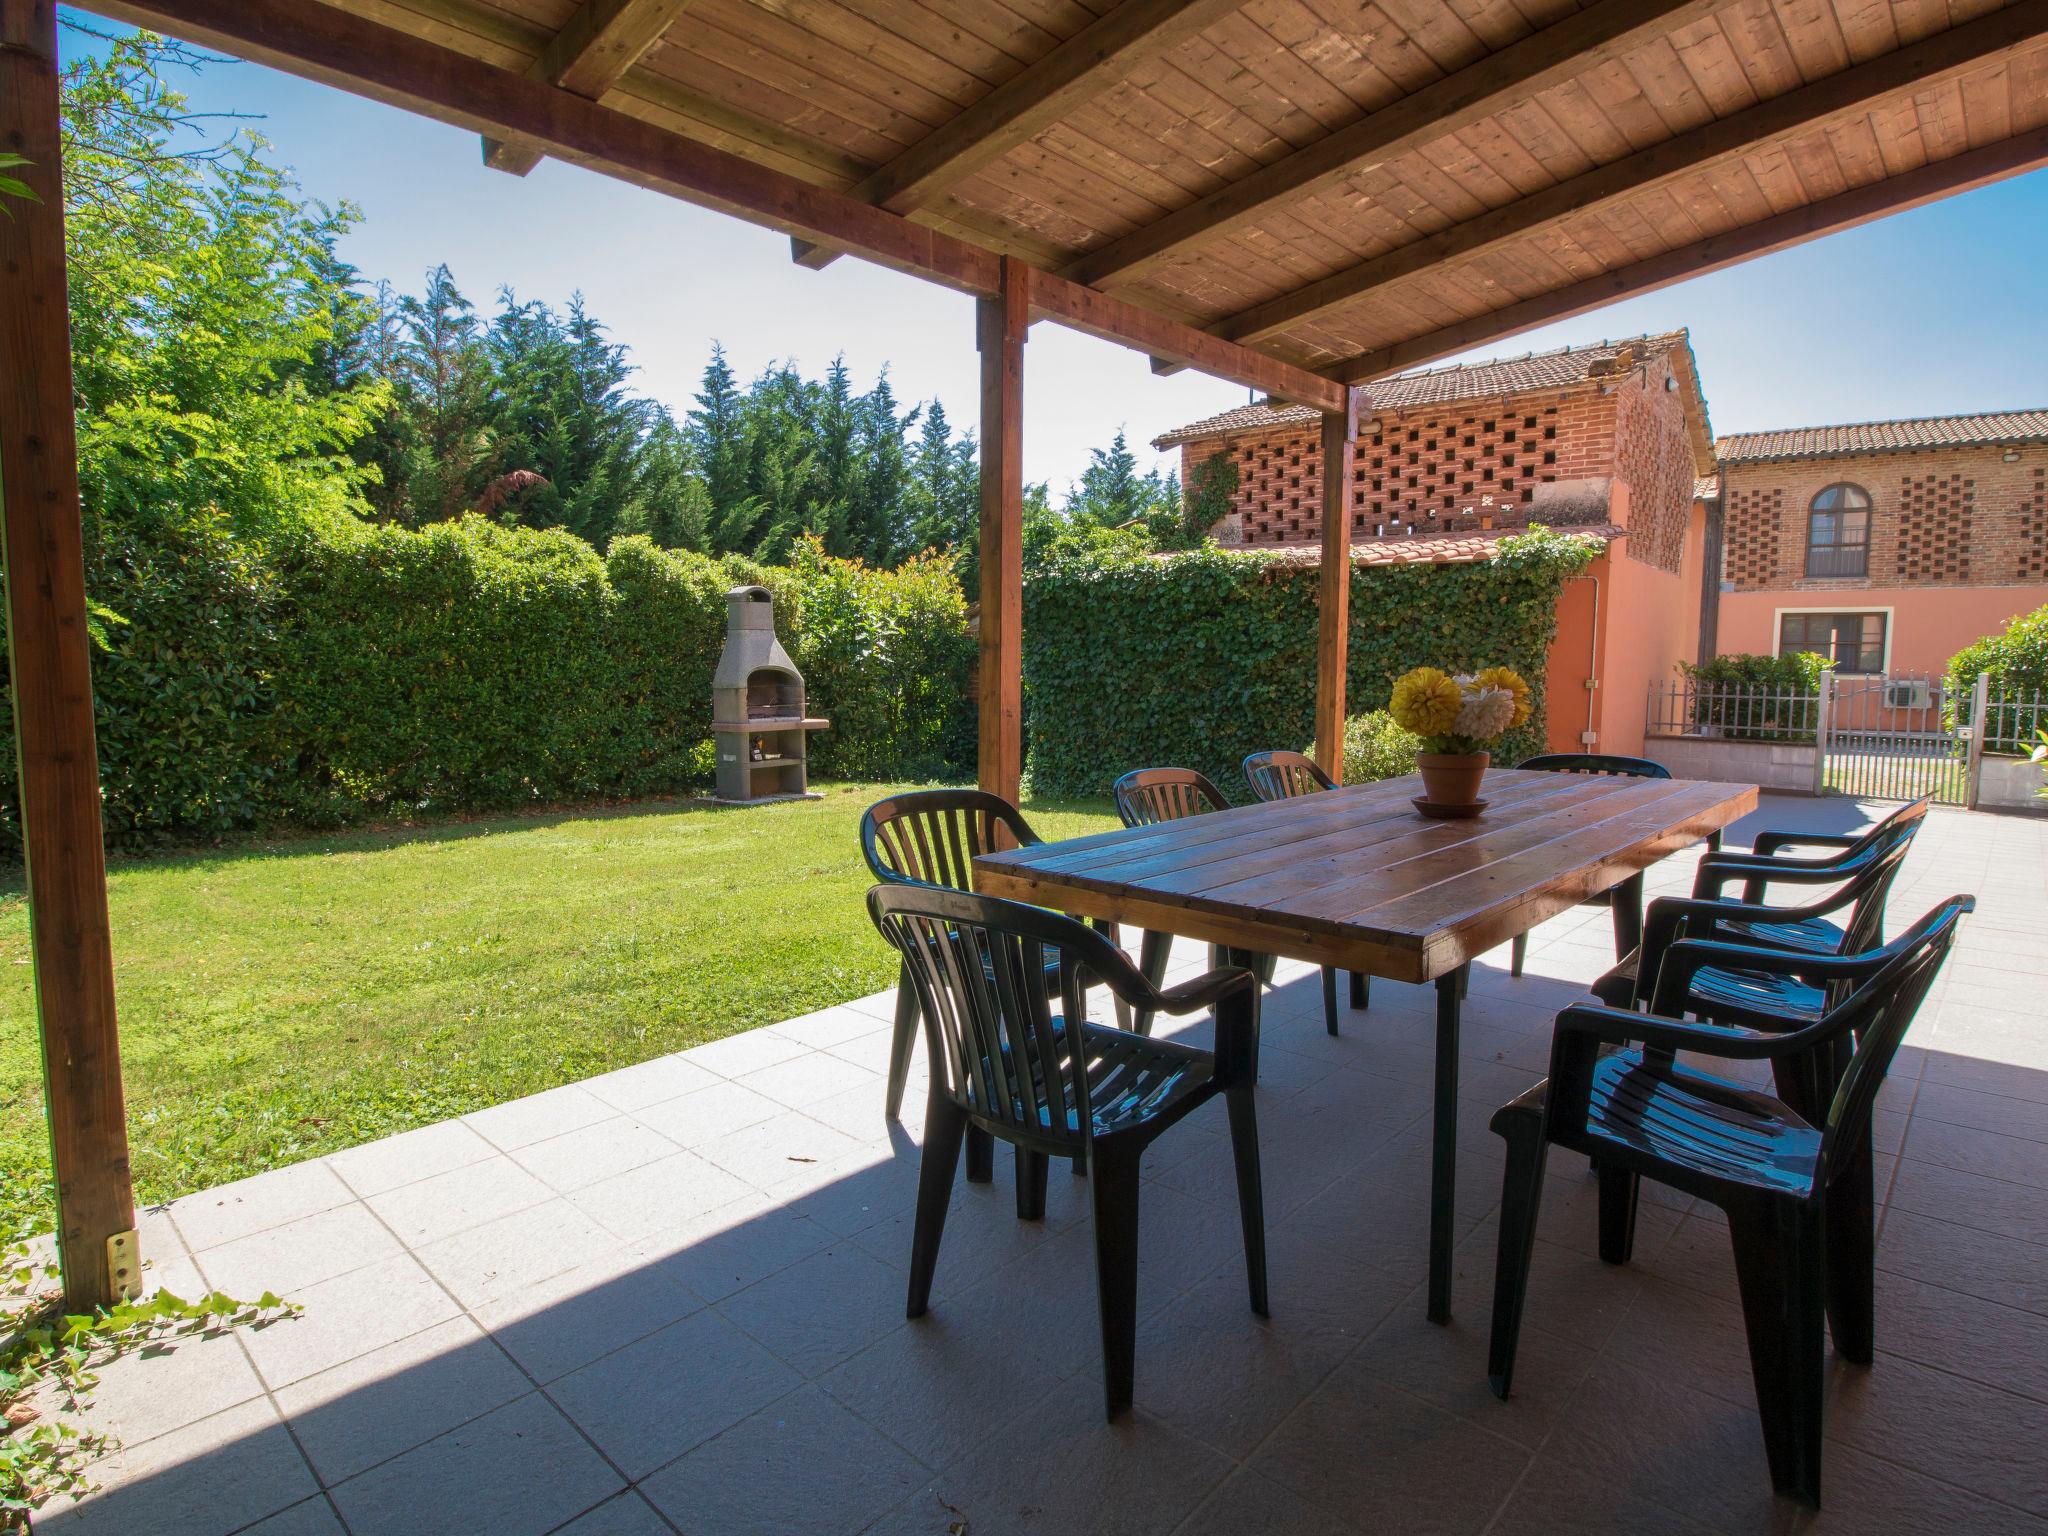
[1348,971,1369,1010]
[1825,1133,1877,1365]
[907,1098,967,1318]
[1320,966,1340,1036]
[1727,1200,1827,1507]
[964,1125,993,1184]
[1135,930,1172,1036]
[1016,1149,1049,1221]
[1224,1086,1269,1318]
[1611,872,1646,962]
[1705,829,1724,854]
[1596,1163,1640,1265]
[1510,932,1527,978]
[885,961,919,1121]
[1487,1094,1550,1398]
[1089,1143,1144,1421]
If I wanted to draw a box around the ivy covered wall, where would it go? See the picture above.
[1022,528,1600,799]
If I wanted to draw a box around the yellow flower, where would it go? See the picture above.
[1474,666,1532,728]
[1390,666,1462,737]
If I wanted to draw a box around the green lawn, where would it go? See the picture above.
[0,784,1120,1239]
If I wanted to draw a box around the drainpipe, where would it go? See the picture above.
[1583,567,1602,746]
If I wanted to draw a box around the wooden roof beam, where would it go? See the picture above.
[1327,125,2048,385]
[1221,0,2048,347]
[793,0,1244,270]
[89,0,1345,412]
[483,0,692,176]
[1060,0,1728,290]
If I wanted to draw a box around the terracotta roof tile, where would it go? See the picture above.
[1152,333,1694,448]
[1694,475,1720,501]
[1716,410,2048,464]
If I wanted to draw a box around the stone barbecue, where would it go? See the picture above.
[711,585,826,804]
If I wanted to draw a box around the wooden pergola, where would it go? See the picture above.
[3,0,2043,1305]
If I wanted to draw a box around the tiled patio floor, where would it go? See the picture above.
[34,794,2048,1536]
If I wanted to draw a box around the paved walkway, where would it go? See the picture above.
[33,795,2048,1536]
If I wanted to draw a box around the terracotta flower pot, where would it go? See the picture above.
[1417,751,1489,807]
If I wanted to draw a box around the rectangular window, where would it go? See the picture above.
[1779,612,1887,674]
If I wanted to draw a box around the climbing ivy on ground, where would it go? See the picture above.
[0,1243,297,1527]
[1022,526,1599,798]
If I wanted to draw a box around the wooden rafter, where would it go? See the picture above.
[1328,125,2048,384]
[1226,0,2048,348]
[483,0,691,176]
[92,0,1345,412]
[1060,0,1728,290]
[793,0,1244,269]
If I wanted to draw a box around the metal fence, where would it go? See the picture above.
[1644,671,2046,808]
[1644,678,1821,743]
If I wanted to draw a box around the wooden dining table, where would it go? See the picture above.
[973,767,1759,1323]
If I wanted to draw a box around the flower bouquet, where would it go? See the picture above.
[1388,665,1532,813]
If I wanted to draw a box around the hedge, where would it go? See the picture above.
[1946,602,2048,749]
[1021,526,1599,800]
[1676,651,1828,743]
[0,519,975,857]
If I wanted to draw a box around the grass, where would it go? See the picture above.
[0,784,1120,1239]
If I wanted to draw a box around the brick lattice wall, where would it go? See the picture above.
[1612,357,1697,573]
[2019,466,2048,581]
[1719,446,2048,592]
[1724,486,1784,588]
[1896,472,1973,582]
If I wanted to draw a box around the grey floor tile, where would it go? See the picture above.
[1806,1442,2048,1534]
[472,1246,702,1383]
[1484,1455,1720,1536]
[639,1384,925,1536]
[630,1080,785,1149]
[637,1191,837,1301]
[549,1308,801,1477]
[1174,1468,1363,1536]
[1251,1359,1530,1536]
[511,1115,680,1194]
[326,1119,496,1198]
[64,1324,266,1449]
[580,1054,722,1114]
[239,1497,349,1535]
[36,1398,317,1535]
[239,1251,463,1390]
[415,1197,623,1307]
[567,1149,755,1242]
[365,1154,554,1247]
[1825,1351,2048,1513]
[716,1239,912,1377]
[463,1084,615,1152]
[170,1160,356,1252]
[329,1394,621,1536]
[548,1490,677,1535]
[1876,1207,2048,1316]
[194,1199,402,1298]
[276,1315,530,1484]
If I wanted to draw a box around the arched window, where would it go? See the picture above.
[1805,483,1871,578]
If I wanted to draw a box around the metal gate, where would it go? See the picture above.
[1820,671,1973,805]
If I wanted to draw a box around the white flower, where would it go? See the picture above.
[1455,685,1515,740]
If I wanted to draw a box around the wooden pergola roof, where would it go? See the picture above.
[89,0,2048,402]
[6,0,2045,1308]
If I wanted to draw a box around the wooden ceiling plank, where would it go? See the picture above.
[1061,0,1730,288]
[485,0,692,174]
[92,0,1344,411]
[1328,122,2048,382]
[1216,0,2048,343]
[792,0,1244,268]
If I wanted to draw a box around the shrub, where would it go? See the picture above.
[1946,603,2048,749]
[1676,651,1827,742]
[1023,525,1596,798]
[1314,710,1423,784]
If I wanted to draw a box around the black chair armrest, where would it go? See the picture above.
[1553,1000,1788,1060]
[1154,966,1258,1016]
[1635,890,1860,1004]
[1693,853,1859,900]
[1753,830,1860,856]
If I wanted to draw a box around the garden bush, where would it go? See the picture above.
[0,519,975,858]
[1946,602,2048,749]
[1310,710,1423,785]
[1022,525,1598,799]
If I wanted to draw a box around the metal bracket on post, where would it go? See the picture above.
[106,1230,142,1301]
[1965,670,1991,810]
[1811,671,1834,796]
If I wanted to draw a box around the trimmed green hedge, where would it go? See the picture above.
[1946,602,2048,750]
[1677,651,1827,743]
[1021,527,1598,800]
[0,520,974,856]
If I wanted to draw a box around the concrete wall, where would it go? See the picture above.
[1978,754,2048,813]
[1645,735,1818,793]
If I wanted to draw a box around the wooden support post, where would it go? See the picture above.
[1313,389,1363,782]
[0,0,137,1309]
[977,256,1027,811]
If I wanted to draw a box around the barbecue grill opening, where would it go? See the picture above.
[711,586,826,804]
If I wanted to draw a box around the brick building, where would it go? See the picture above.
[1710,412,2048,679]
[1154,333,1720,757]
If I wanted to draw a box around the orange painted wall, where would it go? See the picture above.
[1717,583,2048,677]
[1545,563,1603,754]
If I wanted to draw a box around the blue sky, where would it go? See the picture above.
[70,13,2048,492]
